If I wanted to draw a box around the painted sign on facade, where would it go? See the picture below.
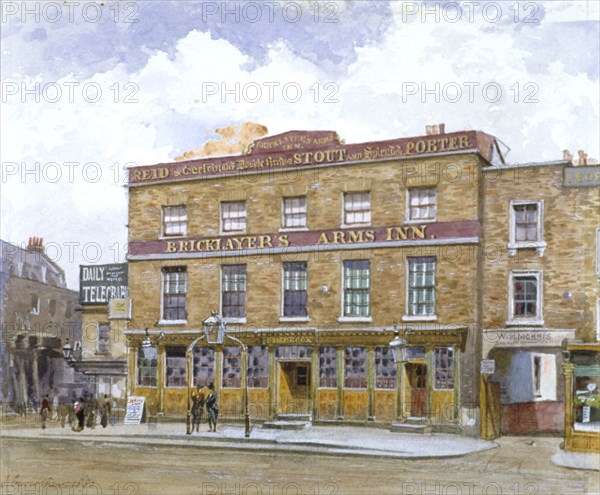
[80,263,128,305]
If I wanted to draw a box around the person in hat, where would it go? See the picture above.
[205,383,219,432]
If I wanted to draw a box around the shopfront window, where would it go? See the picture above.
[572,352,600,432]
[222,346,242,388]
[247,346,268,388]
[193,347,215,388]
[375,347,397,389]
[319,346,337,388]
[165,346,186,387]
[137,346,158,387]
[344,347,367,389]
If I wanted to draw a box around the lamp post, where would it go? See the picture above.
[186,312,250,437]
[62,339,73,362]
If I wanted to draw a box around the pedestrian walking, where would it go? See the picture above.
[58,400,69,428]
[190,386,205,433]
[85,398,98,429]
[100,394,111,428]
[52,394,59,421]
[206,383,219,432]
[40,395,51,429]
[74,397,85,431]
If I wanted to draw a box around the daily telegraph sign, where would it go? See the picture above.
[80,263,128,305]
[128,130,498,185]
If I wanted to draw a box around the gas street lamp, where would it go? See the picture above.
[185,312,250,437]
[389,322,408,363]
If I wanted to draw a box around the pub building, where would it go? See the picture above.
[124,127,599,439]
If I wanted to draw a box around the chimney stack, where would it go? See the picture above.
[431,124,439,135]
[27,237,44,251]
[439,123,446,134]
[578,150,586,166]
[425,125,432,136]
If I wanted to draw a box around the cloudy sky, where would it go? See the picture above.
[1,0,599,289]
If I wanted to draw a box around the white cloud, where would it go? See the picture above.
[2,2,598,288]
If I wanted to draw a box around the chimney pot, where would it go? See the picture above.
[439,123,445,134]
[432,124,439,135]
[425,125,432,135]
[563,149,570,161]
[578,150,585,166]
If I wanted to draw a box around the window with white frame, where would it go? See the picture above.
[342,260,370,318]
[434,347,454,390]
[408,188,437,222]
[282,262,308,317]
[162,267,187,321]
[137,346,158,387]
[96,323,110,354]
[222,264,246,319]
[343,192,371,226]
[162,205,187,237]
[165,346,186,387]
[221,201,246,233]
[508,200,546,256]
[406,257,436,318]
[282,196,307,229]
[508,271,543,324]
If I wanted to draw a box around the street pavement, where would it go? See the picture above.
[1,418,598,470]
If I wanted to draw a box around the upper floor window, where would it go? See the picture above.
[48,299,56,317]
[282,262,308,318]
[342,260,370,319]
[282,196,307,229]
[508,270,543,325]
[222,264,246,319]
[221,201,246,234]
[408,188,437,222]
[96,323,110,354]
[343,192,371,226]
[162,267,187,322]
[508,200,546,256]
[405,257,436,319]
[31,295,40,315]
[596,228,600,276]
[162,205,187,237]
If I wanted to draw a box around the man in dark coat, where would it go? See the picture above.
[205,383,219,432]
[40,395,51,429]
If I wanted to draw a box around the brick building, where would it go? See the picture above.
[0,238,91,409]
[124,128,598,437]
[481,157,600,438]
